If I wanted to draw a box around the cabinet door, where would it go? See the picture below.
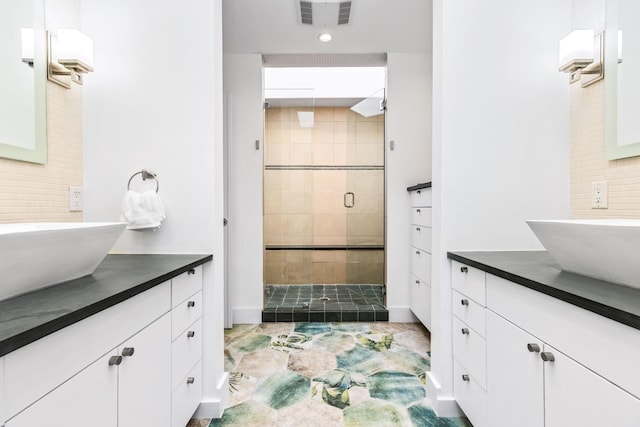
[544,344,640,427]
[486,311,543,427]
[118,313,171,427]
[6,352,118,427]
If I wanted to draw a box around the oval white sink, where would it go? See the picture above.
[0,222,126,301]
[527,219,640,289]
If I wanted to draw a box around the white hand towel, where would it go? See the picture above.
[120,190,165,230]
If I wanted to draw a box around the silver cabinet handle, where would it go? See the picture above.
[344,192,355,208]
[187,377,195,384]
[461,328,469,335]
[188,268,196,275]
[461,299,469,306]
[527,343,541,353]
[462,374,470,381]
[108,355,122,366]
[187,300,196,308]
[460,266,468,273]
[187,331,195,338]
[541,352,555,362]
[122,347,135,357]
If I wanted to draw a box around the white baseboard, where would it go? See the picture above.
[231,307,262,324]
[194,372,229,419]
[388,306,419,323]
[425,372,463,417]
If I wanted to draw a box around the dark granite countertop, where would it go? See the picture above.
[448,251,640,331]
[407,182,432,192]
[0,254,212,357]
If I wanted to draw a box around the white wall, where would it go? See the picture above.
[81,0,227,417]
[385,53,432,320]
[429,0,572,416]
[224,54,264,323]
[223,54,432,323]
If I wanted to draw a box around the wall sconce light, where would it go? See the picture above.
[47,29,94,88]
[558,29,604,88]
[21,28,34,67]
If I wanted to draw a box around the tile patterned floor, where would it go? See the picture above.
[263,285,388,322]
[191,322,471,427]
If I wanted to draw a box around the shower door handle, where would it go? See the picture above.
[344,192,355,208]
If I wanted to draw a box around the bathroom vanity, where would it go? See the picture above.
[0,254,212,427]
[407,182,432,329]
[448,251,640,427]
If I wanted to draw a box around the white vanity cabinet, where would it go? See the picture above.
[1,263,207,427]
[452,258,640,427]
[170,267,204,427]
[451,261,487,427]
[409,186,432,328]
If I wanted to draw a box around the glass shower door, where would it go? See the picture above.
[345,88,386,306]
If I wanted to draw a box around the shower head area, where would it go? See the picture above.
[262,65,387,322]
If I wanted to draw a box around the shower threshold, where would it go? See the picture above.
[262,284,388,322]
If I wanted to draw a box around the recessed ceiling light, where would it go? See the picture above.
[318,33,333,43]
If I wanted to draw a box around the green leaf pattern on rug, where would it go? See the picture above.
[270,332,312,352]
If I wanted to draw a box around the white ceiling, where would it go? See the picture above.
[222,0,432,59]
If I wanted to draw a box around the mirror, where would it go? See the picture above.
[0,0,47,164]
[605,0,640,160]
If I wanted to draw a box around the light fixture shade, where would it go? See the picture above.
[558,30,594,72]
[57,29,94,72]
[21,28,34,65]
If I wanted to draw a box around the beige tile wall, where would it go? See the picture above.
[0,82,84,223]
[265,249,384,285]
[570,0,640,219]
[264,107,385,284]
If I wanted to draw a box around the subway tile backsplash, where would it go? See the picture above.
[0,82,83,223]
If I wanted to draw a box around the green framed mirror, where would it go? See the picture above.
[0,0,47,164]
[605,0,640,160]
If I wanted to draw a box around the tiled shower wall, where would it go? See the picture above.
[264,107,385,284]
[570,0,640,218]
[0,82,83,223]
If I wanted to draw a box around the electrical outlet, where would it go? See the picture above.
[591,181,608,209]
[69,186,84,212]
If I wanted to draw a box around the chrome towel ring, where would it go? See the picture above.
[127,169,159,193]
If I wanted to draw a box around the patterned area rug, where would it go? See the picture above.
[192,322,471,427]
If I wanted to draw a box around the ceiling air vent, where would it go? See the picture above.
[297,0,352,27]
[338,2,351,25]
[300,1,313,25]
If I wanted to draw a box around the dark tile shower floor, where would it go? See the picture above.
[262,285,388,323]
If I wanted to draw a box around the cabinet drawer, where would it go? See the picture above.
[3,282,171,420]
[409,275,431,329]
[453,290,486,337]
[411,225,431,253]
[411,248,431,284]
[410,188,432,207]
[172,361,203,427]
[172,291,203,340]
[172,266,202,308]
[451,261,486,306]
[411,207,432,227]
[172,319,203,392]
[454,360,487,427]
[453,317,487,390]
